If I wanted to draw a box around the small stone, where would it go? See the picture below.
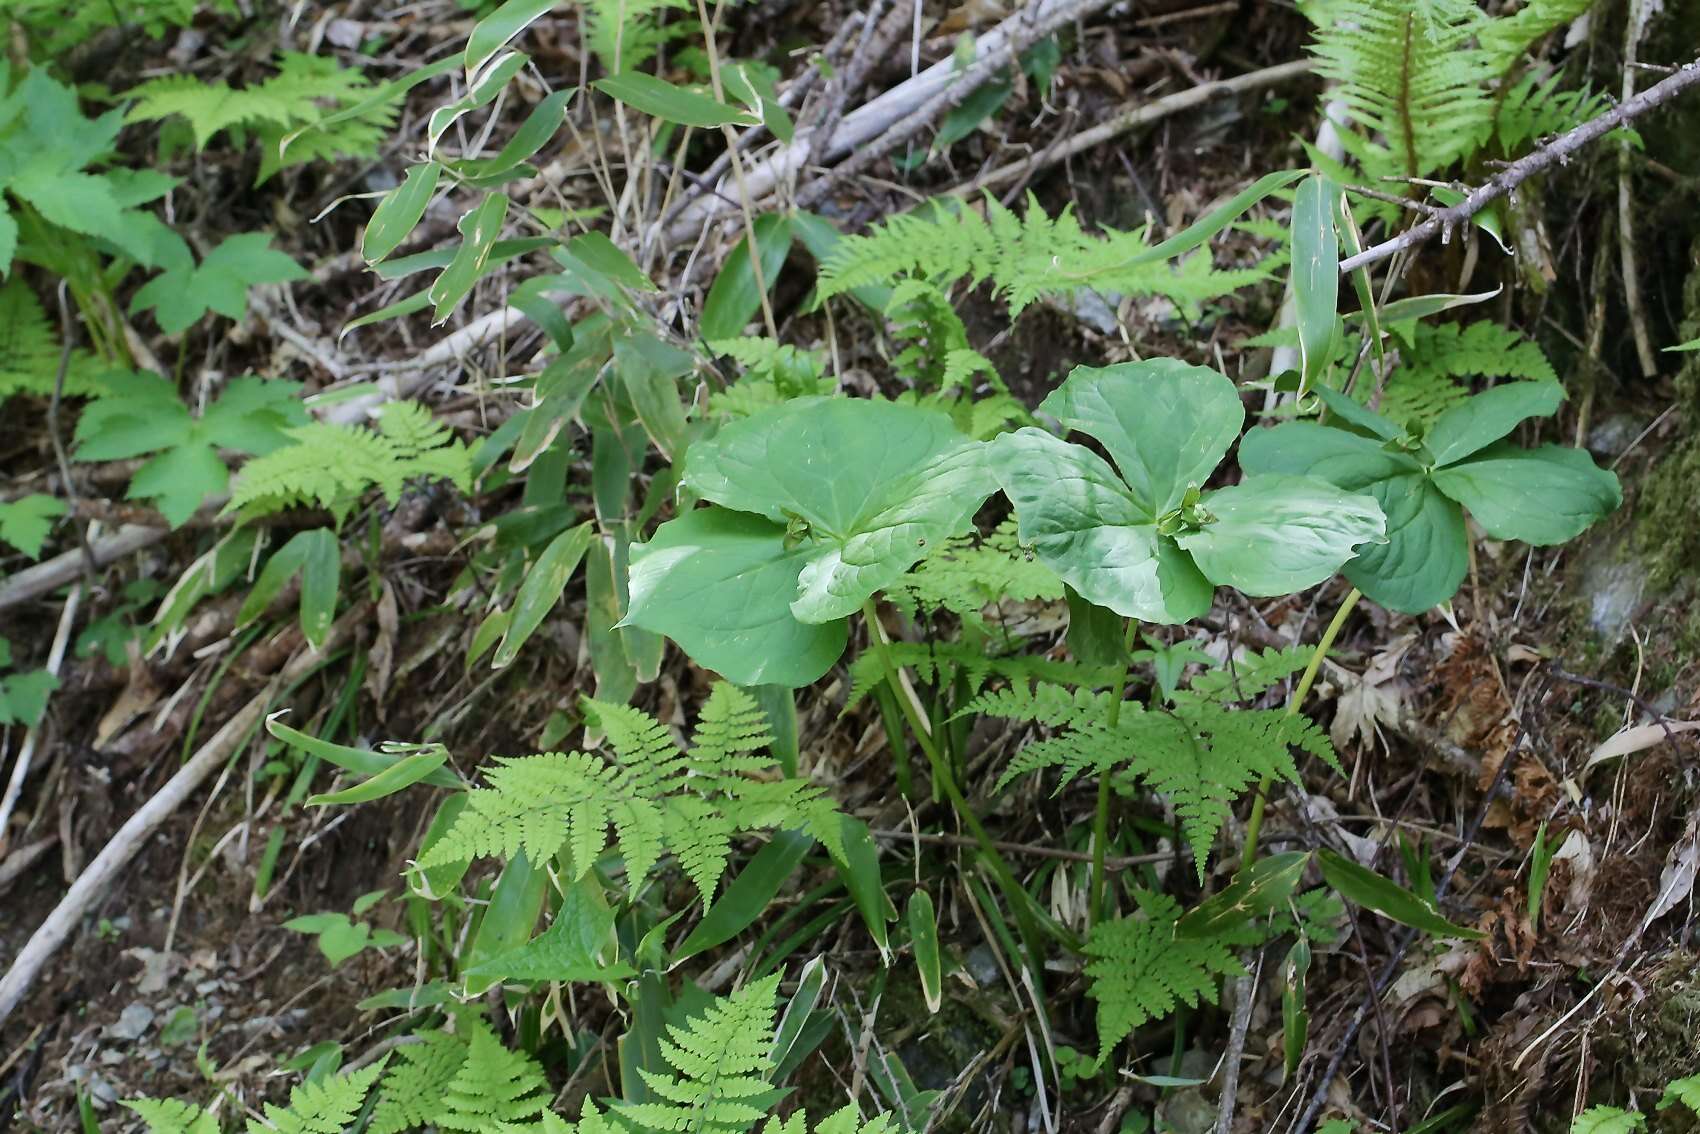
[964,944,1001,988]
[1582,555,1649,644]
[1586,413,1647,459]
[107,1003,155,1041]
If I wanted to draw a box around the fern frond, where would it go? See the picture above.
[0,280,107,399]
[884,519,1062,629]
[370,1031,469,1134]
[584,0,693,73]
[619,973,782,1134]
[819,195,1271,316]
[126,52,376,150]
[1180,645,1313,705]
[1084,889,1252,1063]
[1494,70,1612,152]
[225,401,472,522]
[123,1097,219,1134]
[987,687,1336,877]
[422,684,843,905]
[1478,0,1593,72]
[765,1107,900,1134]
[707,337,833,418]
[246,1061,384,1134]
[1379,323,1557,427]
[435,1025,551,1131]
[1307,0,1494,178]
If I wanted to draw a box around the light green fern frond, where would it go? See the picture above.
[882,519,1063,628]
[1379,322,1557,428]
[707,337,834,418]
[845,641,1094,711]
[122,1097,220,1134]
[422,684,843,904]
[985,684,1335,877]
[1180,645,1313,705]
[370,1031,470,1134]
[225,401,472,522]
[619,973,783,1134]
[1660,1073,1700,1115]
[1478,0,1594,72]
[764,1107,900,1134]
[246,1060,385,1134]
[0,279,107,399]
[435,1025,551,1131]
[819,195,1270,316]
[584,0,693,73]
[1307,0,1494,179]
[127,52,375,150]
[1495,70,1612,152]
[1570,1106,1646,1134]
[1084,889,1253,1063]
[966,681,1111,732]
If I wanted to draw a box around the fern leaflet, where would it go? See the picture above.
[422,684,845,905]
[819,194,1270,317]
[1084,889,1253,1064]
[225,401,472,523]
[882,519,1063,629]
[435,1024,552,1131]
[122,1097,220,1134]
[369,1031,470,1134]
[1378,322,1557,428]
[245,1060,385,1133]
[617,973,784,1134]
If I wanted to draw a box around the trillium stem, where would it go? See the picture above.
[1089,619,1140,929]
[860,600,1056,965]
[1240,586,1362,867]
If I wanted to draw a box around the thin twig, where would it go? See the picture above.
[49,284,98,586]
[870,827,1168,869]
[1340,56,1700,275]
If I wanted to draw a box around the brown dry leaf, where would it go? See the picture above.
[1328,637,1411,751]
[936,0,1006,35]
[364,577,400,709]
[94,644,163,750]
[1641,810,1699,929]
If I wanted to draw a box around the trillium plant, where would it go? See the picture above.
[994,359,1388,623]
[1239,381,1622,612]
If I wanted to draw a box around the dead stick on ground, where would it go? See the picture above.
[0,606,367,1028]
[1340,55,1700,276]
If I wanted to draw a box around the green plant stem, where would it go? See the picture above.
[860,601,1053,965]
[1240,586,1362,867]
[1088,619,1139,928]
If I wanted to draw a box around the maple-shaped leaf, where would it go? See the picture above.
[129,233,306,334]
[0,493,68,558]
[74,371,307,526]
[0,637,58,727]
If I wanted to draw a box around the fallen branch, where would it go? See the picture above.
[962,58,1315,196]
[794,0,1121,209]
[1340,55,1700,276]
[0,606,367,1028]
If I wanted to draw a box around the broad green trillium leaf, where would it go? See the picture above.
[1036,358,1243,516]
[1431,443,1622,545]
[997,361,1385,623]
[1174,475,1386,595]
[624,509,848,687]
[997,427,1212,623]
[625,398,995,686]
[1239,382,1620,614]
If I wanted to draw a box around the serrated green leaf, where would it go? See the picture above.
[129,233,307,334]
[0,494,67,558]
